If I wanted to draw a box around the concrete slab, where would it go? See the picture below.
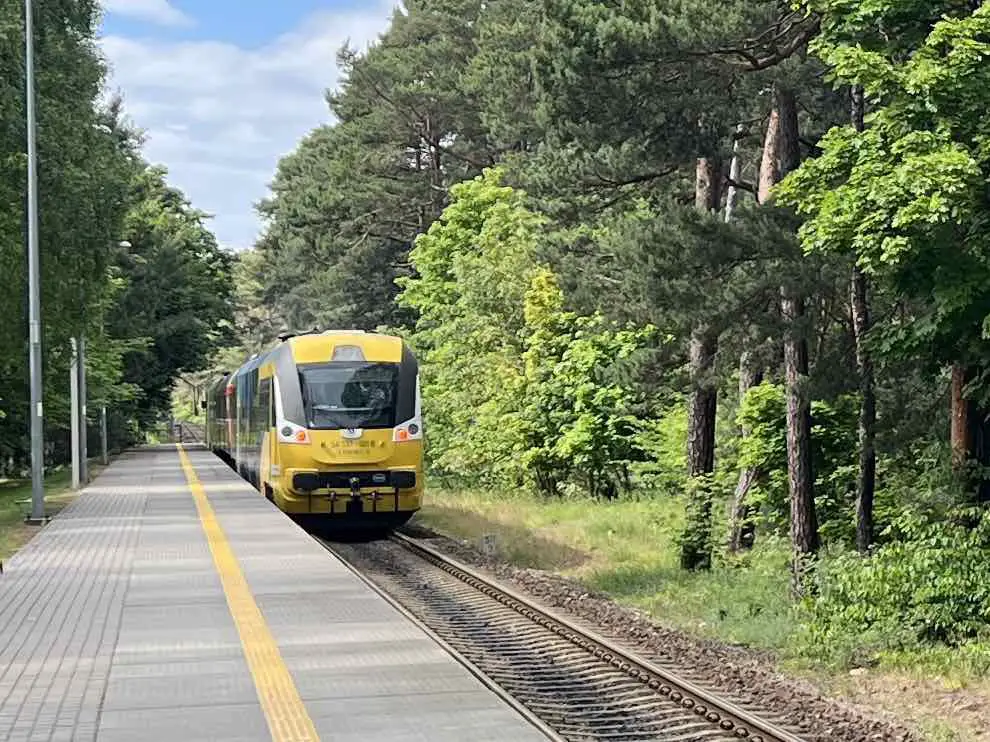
[96,702,271,742]
[305,691,550,741]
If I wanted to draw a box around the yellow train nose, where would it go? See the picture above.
[309,431,394,465]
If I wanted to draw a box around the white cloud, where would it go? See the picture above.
[102,0,193,27]
[99,2,396,251]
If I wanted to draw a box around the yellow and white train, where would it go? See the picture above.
[205,330,424,531]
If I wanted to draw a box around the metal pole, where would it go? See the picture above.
[100,406,108,465]
[79,335,88,484]
[25,0,45,523]
[70,339,80,490]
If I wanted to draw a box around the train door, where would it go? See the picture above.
[224,383,235,459]
[259,372,275,502]
[235,376,243,470]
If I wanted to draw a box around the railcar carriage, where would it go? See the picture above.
[205,370,233,463]
[204,330,424,531]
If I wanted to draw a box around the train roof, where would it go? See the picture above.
[234,353,265,378]
[283,330,405,365]
[220,330,409,382]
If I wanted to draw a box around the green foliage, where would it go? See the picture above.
[255,0,494,333]
[520,269,656,497]
[397,169,652,496]
[761,2,990,668]
[807,507,990,662]
[778,4,990,373]
[736,383,859,544]
[397,168,538,482]
[0,2,137,471]
[629,406,689,492]
[110,166,235,428]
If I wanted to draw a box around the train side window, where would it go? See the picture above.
[270,381,276,426]
[259,378,272,431]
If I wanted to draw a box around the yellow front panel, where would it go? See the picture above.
[309,430,394,466]
[269,433,424,516]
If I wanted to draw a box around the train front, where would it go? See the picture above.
[269,333,424,531]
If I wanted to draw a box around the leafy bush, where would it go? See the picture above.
[520,269,655,497]
[805,506,990,664]
[629,405,688,493]
[396,167,540,484]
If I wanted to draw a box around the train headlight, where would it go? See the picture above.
[393,418,423,442]
[278,422,310,444]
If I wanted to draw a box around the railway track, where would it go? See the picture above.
[322,532,809,742]
[170,420,205,444]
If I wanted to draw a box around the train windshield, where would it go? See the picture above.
[298,362,399,430]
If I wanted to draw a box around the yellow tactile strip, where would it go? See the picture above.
[176,444,319,741]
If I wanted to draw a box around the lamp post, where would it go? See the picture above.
[70,338,80,489]
[24,0,45,524]
[70,336,89,489]
[100,406,108,465]
[79,335,87,483]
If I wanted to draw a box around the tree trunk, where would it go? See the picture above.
[695,156,723,212]
[724,124,744,223]
[680,156,721,572]
[951,363,971,470]
[951,364,990,503]
[729,352,763,552]
[681,326,718,570]
[782,288,818,560]
[757,86,800,200]
[851,266,876,552]
[759,83,819,591]
[725,132,760,553]
[687,329,718,477]
[850,84,877,554]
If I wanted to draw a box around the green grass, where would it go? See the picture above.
[916,721,963,742]
[0,464,100,561]
[415,487,797,650]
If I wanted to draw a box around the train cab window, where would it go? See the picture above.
[298,362,398,430]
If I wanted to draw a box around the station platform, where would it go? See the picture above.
[0,445,551,742]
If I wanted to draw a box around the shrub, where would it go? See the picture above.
[805,505,990,664]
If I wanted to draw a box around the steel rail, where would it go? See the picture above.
[387,531,808,742]
[313,535,567,742]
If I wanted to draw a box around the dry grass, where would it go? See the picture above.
[822,671,990,742]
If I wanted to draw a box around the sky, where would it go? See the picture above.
[98,0,398,252]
